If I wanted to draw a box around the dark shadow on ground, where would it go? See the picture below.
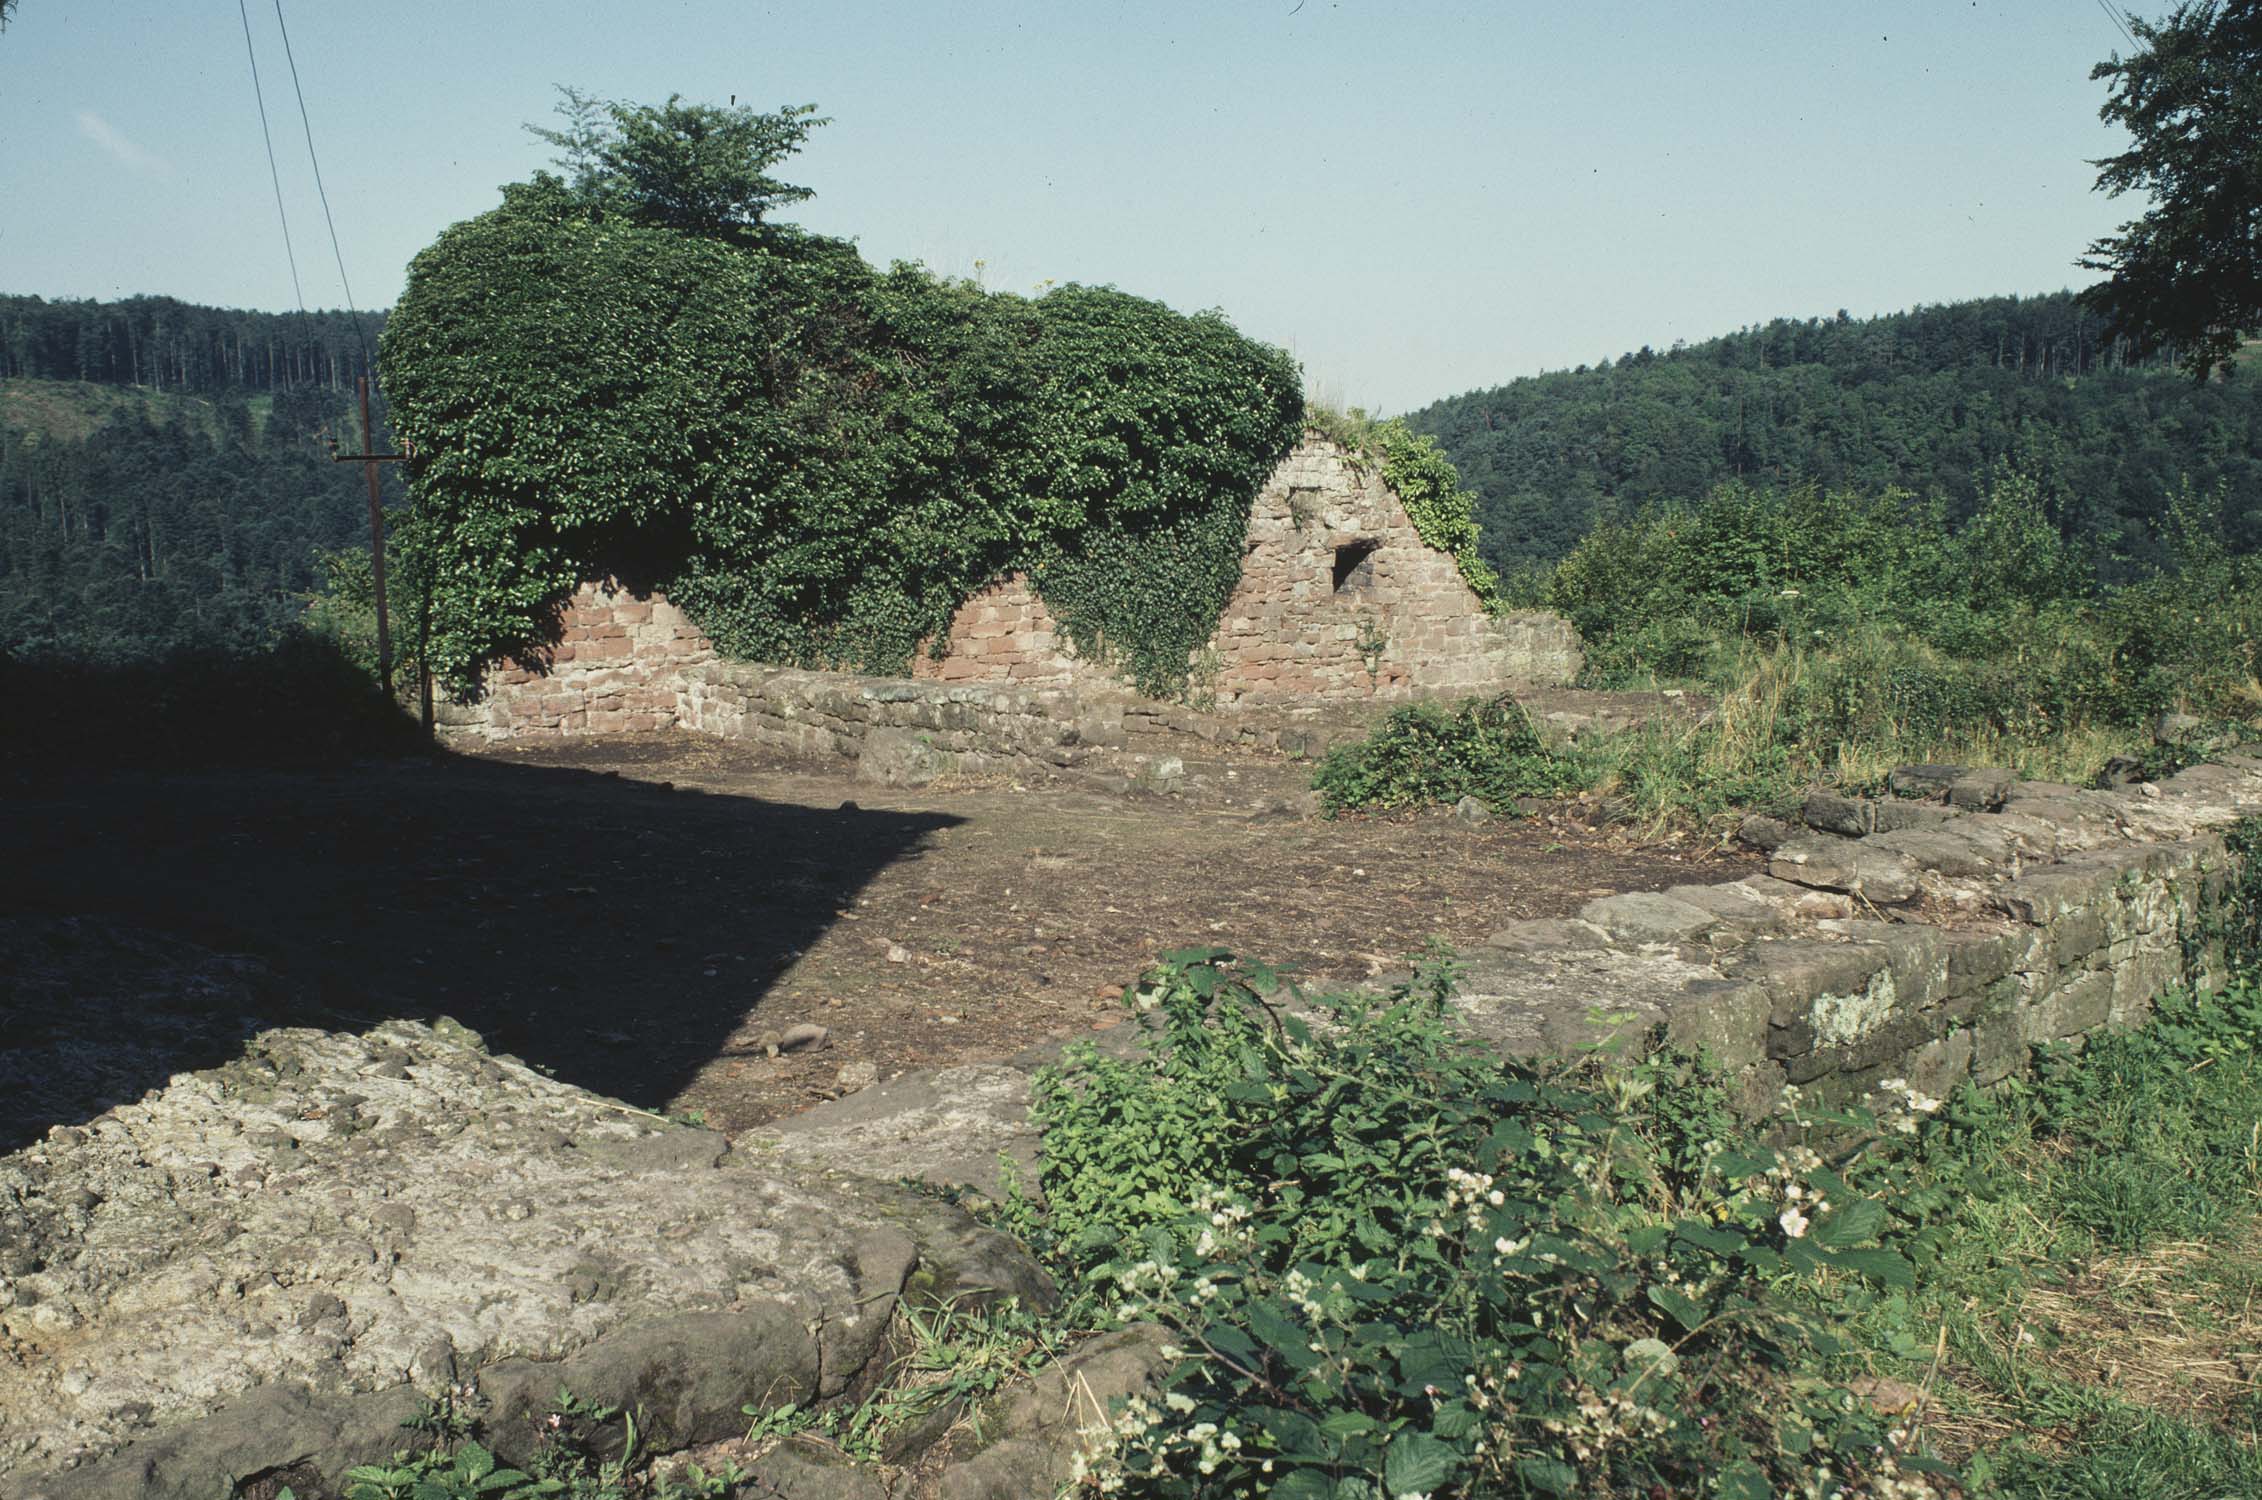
[0,752,959,1151]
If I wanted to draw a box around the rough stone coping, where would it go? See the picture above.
[1450,749,2262,1113]
[683,660,1085,719]
[1,1016,1048,1500]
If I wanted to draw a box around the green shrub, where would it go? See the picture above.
[1014,951,1926,1498]
[1310,698,1581,816]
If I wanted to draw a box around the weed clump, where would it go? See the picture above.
[1310,698,1581,817]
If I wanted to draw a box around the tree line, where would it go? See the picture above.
[1407,291,2262,574]
[0,382,397,659]
[0,295,386,394]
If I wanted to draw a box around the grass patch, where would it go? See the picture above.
[1311,637,2254,834]
[1821,975,2262,1497]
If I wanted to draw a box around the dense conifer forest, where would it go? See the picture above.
[1406,292,2262,574]
[0,295,396,658]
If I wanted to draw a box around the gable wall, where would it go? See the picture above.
[906,437,1580,704]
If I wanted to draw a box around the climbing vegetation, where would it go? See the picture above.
[1303,404,1505,610]
[379,100,1303,694]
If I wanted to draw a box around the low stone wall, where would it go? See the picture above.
[751,752,2262,1223]
[434,581,713,741]
[1453,755,2262,1117]
[674,660,1127,785]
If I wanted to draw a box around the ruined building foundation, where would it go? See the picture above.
[436,437,1583,755]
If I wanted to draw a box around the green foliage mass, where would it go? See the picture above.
[379,113,1303,694]
[1009,950,1926,1497]
[1311,698,1578,816]
[2081,0,2262,381]
[527,89,826,242]
[1550,466,2262,727]
[1407,292,2262,573]
[0,380,400,660]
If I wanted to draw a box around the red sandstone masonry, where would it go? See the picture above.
[904,438,1579,705]
[434,581,716,740]
[437,438,1583,743]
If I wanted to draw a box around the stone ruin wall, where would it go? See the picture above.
[436,437,1582,748]
[436,582,714,741]
[1445,756,2262,1125]
[907,438,1581,704]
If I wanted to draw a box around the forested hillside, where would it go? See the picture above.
[1407,292,2262,573]
[0,373,398,660]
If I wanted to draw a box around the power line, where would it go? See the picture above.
[270,0,369,374]
[2094,0,2138,49]
[236,0,305,315]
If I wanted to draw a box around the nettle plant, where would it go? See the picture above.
[1014,951,1947,1499]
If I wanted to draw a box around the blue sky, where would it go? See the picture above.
[1,1,2141,412]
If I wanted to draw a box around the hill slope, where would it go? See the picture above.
[1406,292,2262,574]
[0,371,398,659]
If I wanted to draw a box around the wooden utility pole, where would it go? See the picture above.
[330,374,408,697]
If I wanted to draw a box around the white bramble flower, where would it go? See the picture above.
[1780,1206,1811,1239]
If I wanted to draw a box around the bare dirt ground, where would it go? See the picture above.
[2,733,1750,1136]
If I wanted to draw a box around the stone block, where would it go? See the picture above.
[1867,826,2005,879]
[1663,981,1772,1072]
[1940,929,2025,997]
[2051,909,2109,965]
[1887,763,1968,799]
[1745,938,1896,1029]
[1578,891,1721,945]
[1769,835,1922,904]
[1972,1003,2027,1085]
[2109,946,2182,1024]
[1947,769,2018,812]
[1803,791,1875,837]
[1483,918,1611,954]
[1896,1027,1976,1102]
[1996,863,2122,925]
[2021,969,2115,1042]
[1872,800,1958,833]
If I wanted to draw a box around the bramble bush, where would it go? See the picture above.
[1012,951,1941,1498]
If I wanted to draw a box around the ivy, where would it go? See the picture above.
[1365,418,1504,611]
[1303,406,1506,612]
[380,145,1303,695]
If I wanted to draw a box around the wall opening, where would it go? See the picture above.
[1332,538,1381,595]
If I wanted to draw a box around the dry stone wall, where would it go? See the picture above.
[1456,753,2262,1119]
[673,660,1125,786]
[438,438,1581,749]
